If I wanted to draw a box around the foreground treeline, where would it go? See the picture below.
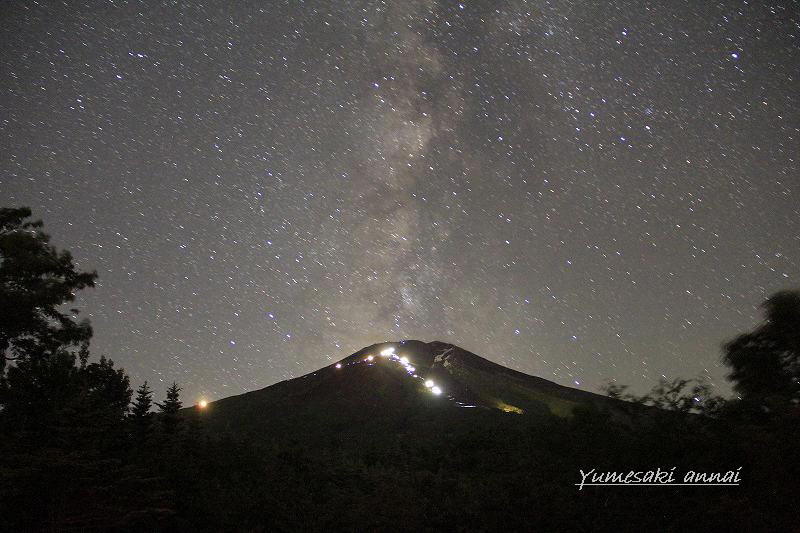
[1,207,798,531]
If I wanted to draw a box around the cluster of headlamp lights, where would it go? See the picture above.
[334,346,443,396]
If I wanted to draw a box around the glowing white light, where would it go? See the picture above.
[400,356,409,365]
[407,366,415,373]
[366,355,374,362]
[198,400,208,409]
[335,363,342,369]
[380,347,395,356]
[431,386,442,395]
[424,380,434,388]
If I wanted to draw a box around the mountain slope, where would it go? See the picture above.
[168,341,783,532]
[194,340,630,440]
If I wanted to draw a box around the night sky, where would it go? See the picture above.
[2,1,798,403]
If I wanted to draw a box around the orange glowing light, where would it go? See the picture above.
[198,399,208,409]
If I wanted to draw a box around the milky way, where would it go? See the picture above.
[2,1,798,402]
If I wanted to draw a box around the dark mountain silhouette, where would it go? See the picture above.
[164,340,793,531]
[192,340,636,441]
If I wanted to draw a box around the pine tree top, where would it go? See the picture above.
[156,381,182,413]
[131,381,153,418]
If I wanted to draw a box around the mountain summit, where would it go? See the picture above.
[335,340,621,416]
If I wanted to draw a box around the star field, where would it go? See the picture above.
[2,1,798,402]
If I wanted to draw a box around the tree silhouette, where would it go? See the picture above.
[157,382,182,413]
[604,376,725,416]
[0,207,140,529]
[723,289,800,417]
[132,381,154,419]
[0,207,97,373]
[130,381,154,442]
[157,382,182,434]
[84,355,132,420]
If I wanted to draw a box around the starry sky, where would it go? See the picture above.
[2,1,798,403]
